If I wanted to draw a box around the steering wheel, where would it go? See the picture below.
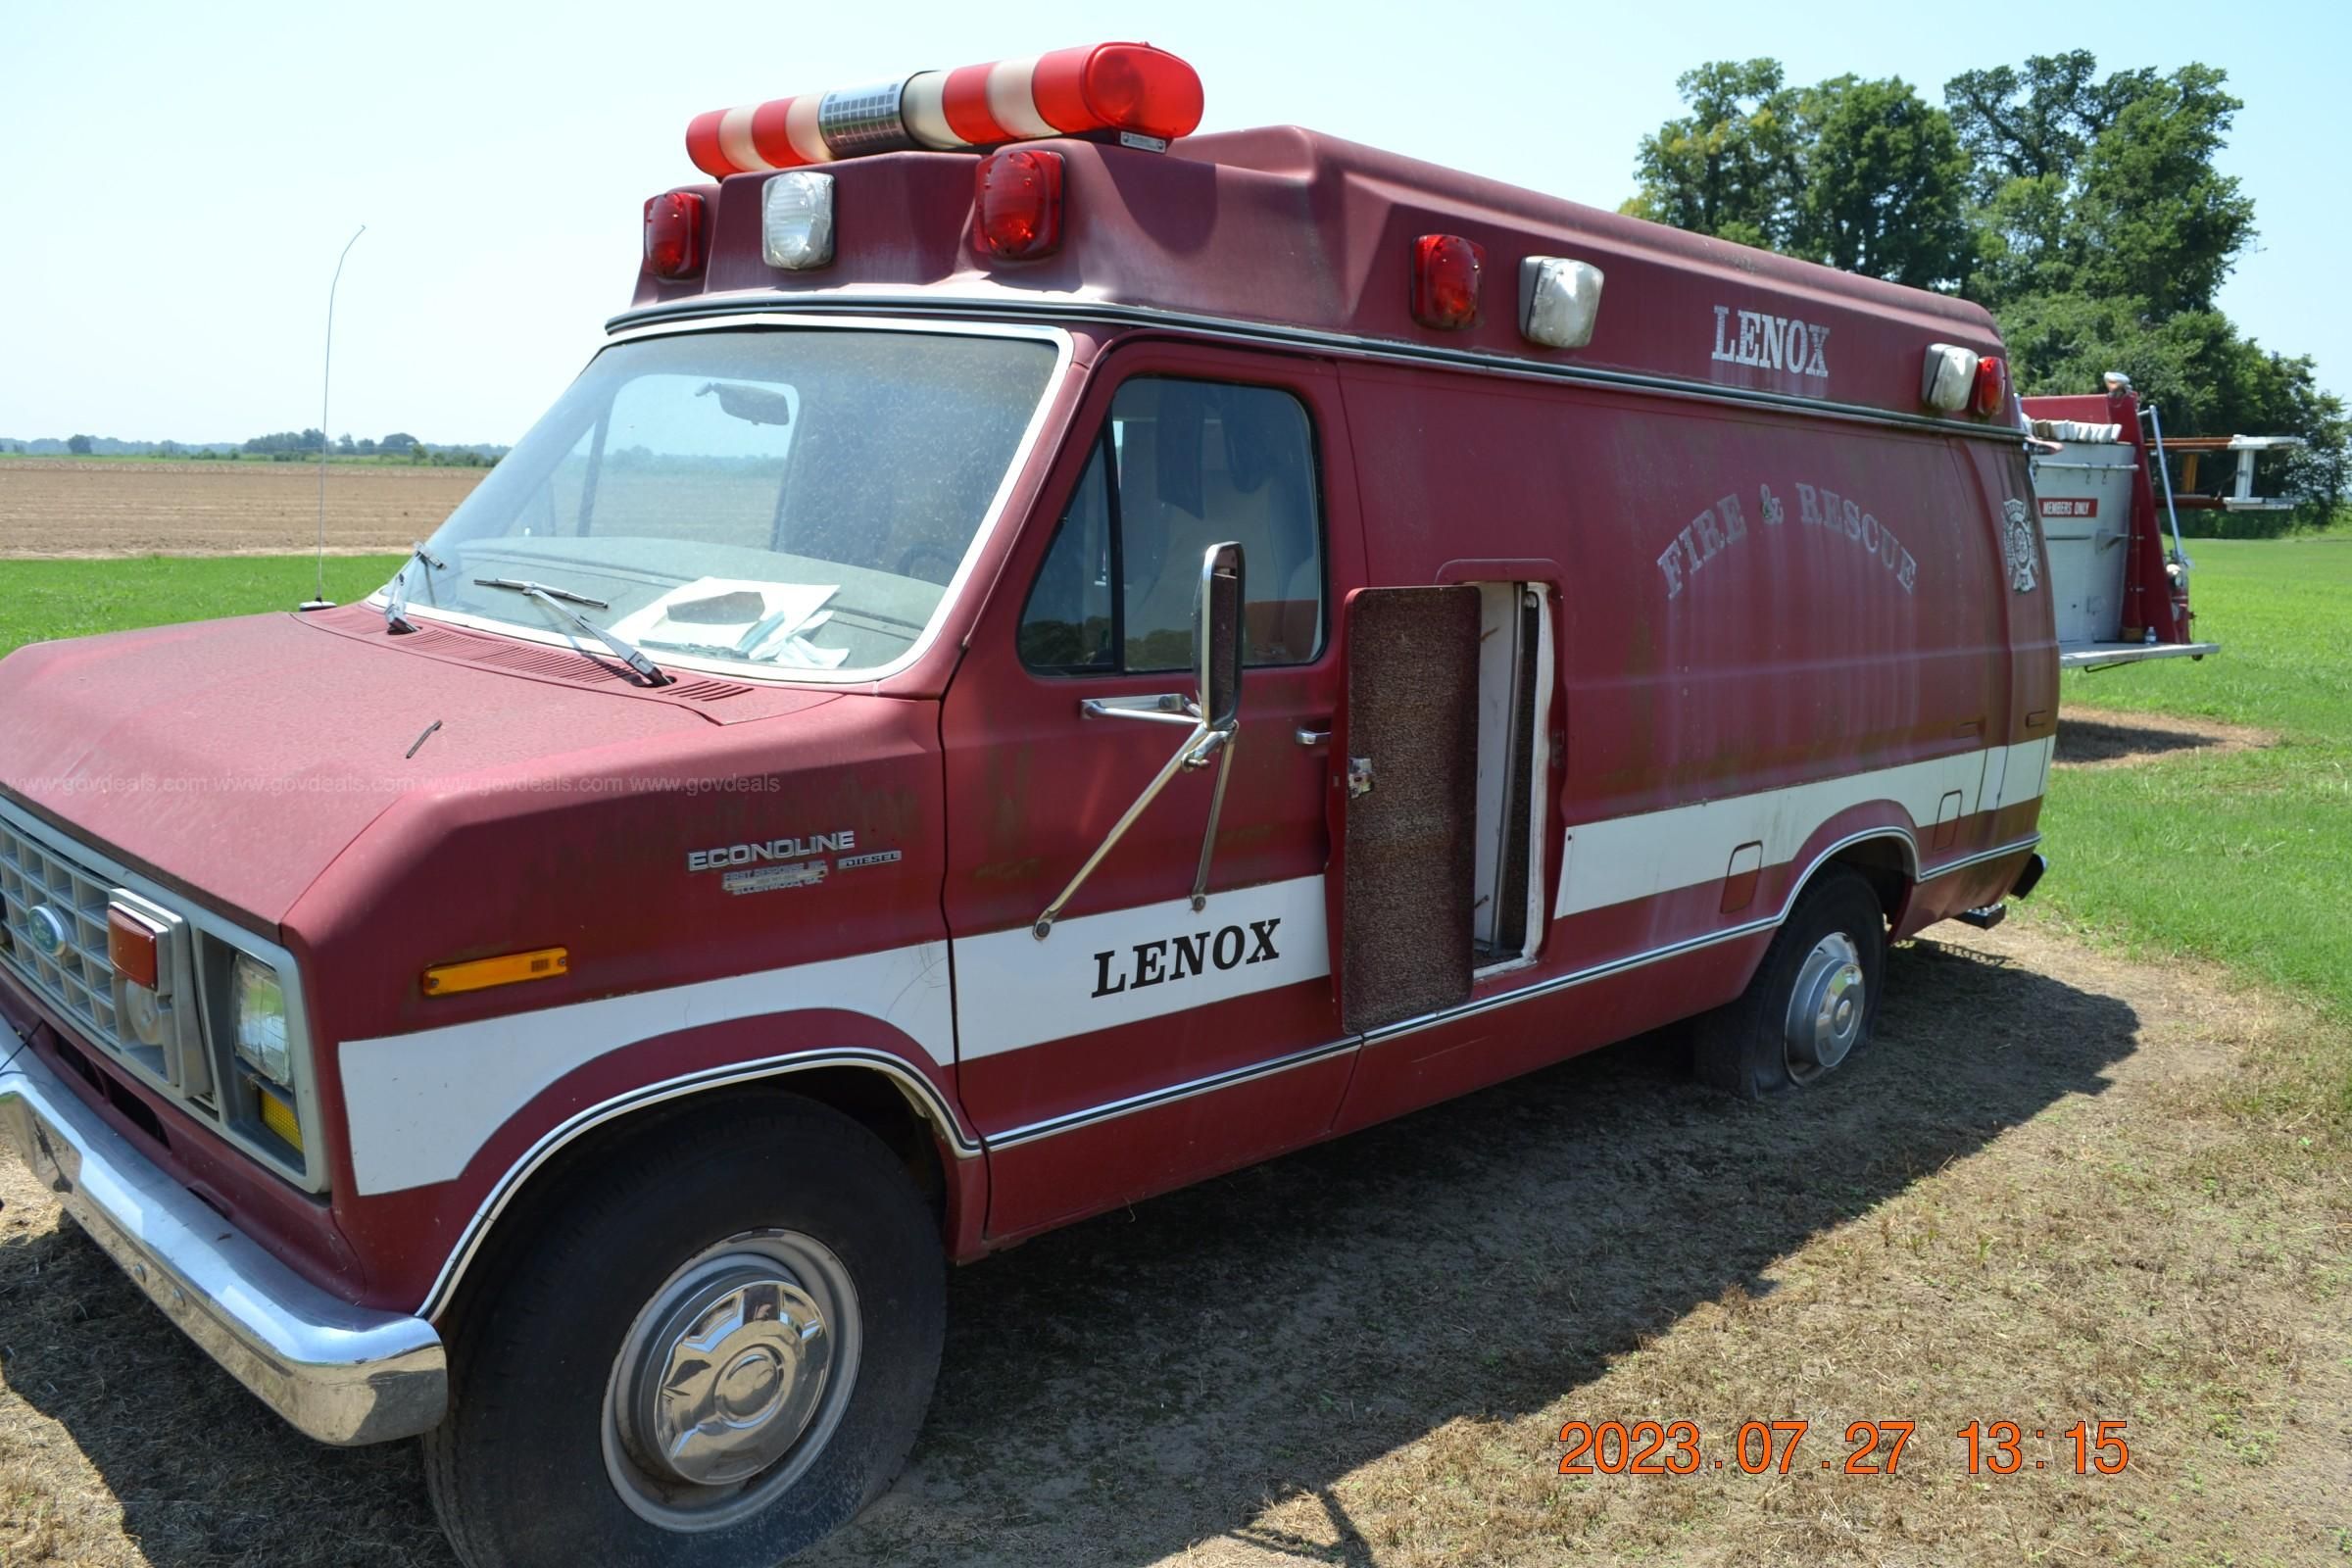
[895,541,962,584]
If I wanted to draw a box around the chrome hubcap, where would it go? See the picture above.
[604,1231,859,1532]
[1784,931,1866,1083]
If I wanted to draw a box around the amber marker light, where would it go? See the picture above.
[422,947,570,997]
[257,1086,305,1152]
[107,906,163,989]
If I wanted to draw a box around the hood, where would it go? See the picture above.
[0,606,836,924]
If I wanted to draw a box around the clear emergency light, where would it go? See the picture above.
[685,43,1205,178]
[1923,343,2009,418]
[1922,343,1977,413]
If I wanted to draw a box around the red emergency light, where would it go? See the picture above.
[643,191,708,280]
[685,42,1204,178]
[974,149,1064,260]
[1973,354,2009,418]
[1411,234,1486,330]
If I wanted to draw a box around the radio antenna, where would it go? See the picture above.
[299,223,367,612]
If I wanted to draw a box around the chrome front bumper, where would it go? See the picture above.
[0,1020,446,1445]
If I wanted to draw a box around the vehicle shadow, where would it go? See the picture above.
[2053,713,2264,767]
[0,933,2138,1568]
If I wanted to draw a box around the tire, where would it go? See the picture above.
[1691,867,1886,1100]
[423,1097,945,1568]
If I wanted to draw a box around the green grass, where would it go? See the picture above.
[0,554,404,654]
[2038,535,2352,1032]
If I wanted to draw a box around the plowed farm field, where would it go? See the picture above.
[0,460,485,557]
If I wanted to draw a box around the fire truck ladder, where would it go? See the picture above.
[2153,418,2307,516]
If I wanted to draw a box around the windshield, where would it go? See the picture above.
[388,325,1060,678]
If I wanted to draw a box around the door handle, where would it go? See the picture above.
[1295,723,1332,748]
[1083,693,1198,727]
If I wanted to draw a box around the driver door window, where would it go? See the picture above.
[1019,378,1324,674]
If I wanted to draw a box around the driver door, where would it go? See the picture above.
[940,347,1363,1239]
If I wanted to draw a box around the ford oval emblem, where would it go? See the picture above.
[24,906,70,960]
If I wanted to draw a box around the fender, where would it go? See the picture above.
[324,947,980,1311]
[412,1037,980,1322]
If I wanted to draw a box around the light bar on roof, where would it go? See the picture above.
[685,42,1204,178]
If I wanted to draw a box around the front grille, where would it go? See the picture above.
[0,811,217,1116]
[0,816,133,1058]
[0,801,323,1191]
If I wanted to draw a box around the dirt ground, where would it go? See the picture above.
[2054,707,2280,769]
[3,914,2346,1567]
[0,461,485,557]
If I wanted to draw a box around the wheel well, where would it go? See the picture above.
[436,1067,952,1330]
[1822,837,1913,928]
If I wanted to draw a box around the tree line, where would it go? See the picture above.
[1624,52,2344,530]
[11,431,503,466]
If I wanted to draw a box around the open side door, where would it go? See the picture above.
[1327,586,1481,1033]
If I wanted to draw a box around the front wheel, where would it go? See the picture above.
[424,1098,945,1568]
[1692,867,1887,1099]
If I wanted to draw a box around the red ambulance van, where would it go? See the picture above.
[0,43,2054,1566]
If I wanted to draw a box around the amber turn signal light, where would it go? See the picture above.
[107,906,164,990]
[422,947,569,997]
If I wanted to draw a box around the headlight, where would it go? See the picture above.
[230,952,292,1086]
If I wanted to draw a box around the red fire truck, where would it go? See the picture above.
[0,43,2054,1566]
[2021,376,2223,671]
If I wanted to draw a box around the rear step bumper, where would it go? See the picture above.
[2058,641,2220,670]
[1958,854,2048,932]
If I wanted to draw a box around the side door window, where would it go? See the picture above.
[1018,377,1324,673]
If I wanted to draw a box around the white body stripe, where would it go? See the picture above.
[952,877,1330,1060]
[336,745,2046,1199]
[1997,735,2054,808]
[716,106,768,173]
[985,57,1056,139]
[339,942,952,1196]
[1555,739,2050,918]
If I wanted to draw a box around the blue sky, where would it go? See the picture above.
[1,0,2342,445]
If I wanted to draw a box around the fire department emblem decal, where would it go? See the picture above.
[2002,499,2038,594]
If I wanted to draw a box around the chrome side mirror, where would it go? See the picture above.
[1196,542,1245,735]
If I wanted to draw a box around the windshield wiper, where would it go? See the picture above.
[472,577,673,686]
[383,542,447,635]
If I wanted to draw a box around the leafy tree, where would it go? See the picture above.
[1788,75,1973,289]
[67,433,92,456]
[2068,66,2254,316]
[1628,65,1970,287]
[379,431,418,455]
[1947,60,2253,314]
[1623,59,1801,250]
[1943,51,2142,196]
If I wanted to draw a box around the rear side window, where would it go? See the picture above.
[1019,377,1324,673]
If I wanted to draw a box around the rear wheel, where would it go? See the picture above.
[1692,867,1886,1099]
[424,1098,944,1568]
